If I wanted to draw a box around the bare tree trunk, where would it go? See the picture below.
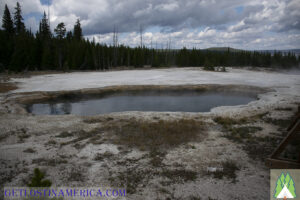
[127,49,130,67]
[113,26,118,67]
[151,37,153,66]
[139,25,143,48]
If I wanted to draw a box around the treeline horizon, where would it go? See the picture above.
[0,2,299,72]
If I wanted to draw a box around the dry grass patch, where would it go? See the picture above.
[45,139,57,146]
[161,169,198,183]
[214,115,280,160]
[110,166,198,194]
[18,133,30,143]
[23,148,36,153]
[214,116,263,142]
[83,116,114,124]
[263,117,292,130]
[207,160,240,183]
[68,167,85,182]
[60,129,102,146]
[274,107,293,111]
[149,149,166,167]
[83,118,104,124]
[94,152,115,161]
[214,113,269,128]
[55,131,74,138]
[103,118,206,150]
[0,82,17,93]
[111,169,154,194]
[189,196,202,200]
[214,116,248,128]
[224,126,263,142]
[0,134,7,142]
[32,158,68,166]
[244,136,278,160]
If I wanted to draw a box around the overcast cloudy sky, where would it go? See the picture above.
[1,0,300,50]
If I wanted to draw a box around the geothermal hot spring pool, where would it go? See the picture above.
[26,89,258,115]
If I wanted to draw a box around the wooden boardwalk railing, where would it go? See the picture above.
[266,106,300,169]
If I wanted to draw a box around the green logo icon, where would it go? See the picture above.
[274,172,297,199]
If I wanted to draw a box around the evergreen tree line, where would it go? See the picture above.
[1,3,299,72]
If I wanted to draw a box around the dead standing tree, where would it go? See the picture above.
[139,24,143,48]
[139,24,144,67]
[113,25,118,67]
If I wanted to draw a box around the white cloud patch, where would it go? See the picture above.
[25,16,39,32]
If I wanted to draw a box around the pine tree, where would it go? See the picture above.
[10,32,28,71]
[54,23,66,69]
[66,31,73,40]
[39,12,51,39]
[0,5,15,69]
[41,44,53,69]
[14,2,25,34]
[54,22,66,39]
[28,168,51,187]
[2,5,14,35]
[73,19,82,40]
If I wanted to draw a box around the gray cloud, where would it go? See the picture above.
[276,0,300,32]
[52,0,250,34]
[0,0,300,49]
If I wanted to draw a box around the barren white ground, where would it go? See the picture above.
[0,67,300,200]
[10,68,300,93]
